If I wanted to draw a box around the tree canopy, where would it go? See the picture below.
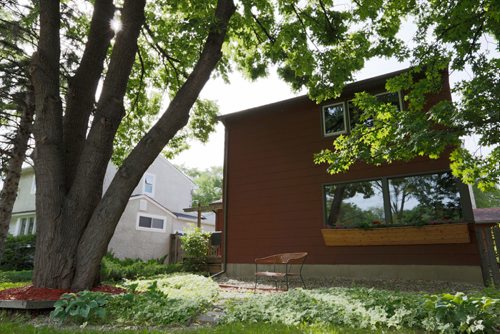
[314,0,499,191]
[178,165,223,207]
[2,0,497,290]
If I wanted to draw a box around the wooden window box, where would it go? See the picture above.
[321,223,470,246]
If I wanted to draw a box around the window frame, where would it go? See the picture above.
[346,91,403,132]
[142,173,156,197]
[16,216,36,236]
[321,101,347,137]
[136,213,167,233]
[322,169,464,228]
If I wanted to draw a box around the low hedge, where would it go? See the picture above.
[0,234,36,271]
[100,254,183,281]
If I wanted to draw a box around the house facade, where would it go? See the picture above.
[9,156,215,261]
[219,69,484,284]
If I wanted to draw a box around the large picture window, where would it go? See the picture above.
[389,172,462,225]
[324,180,385,228]
[323,171,462,228]
[322,102,346,136]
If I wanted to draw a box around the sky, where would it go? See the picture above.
[171,57,414,170]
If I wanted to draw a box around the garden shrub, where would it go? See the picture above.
[100,253,182,281]
[51,291,109,324]
[106,274,219,326]
[0,235,36,270]
[180,228,211,272]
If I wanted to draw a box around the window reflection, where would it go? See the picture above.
[322,103,346,136]
[324,180,385,228]
[389,172,462,225]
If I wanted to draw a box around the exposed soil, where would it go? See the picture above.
[0,285,126,301]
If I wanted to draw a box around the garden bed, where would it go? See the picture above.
[0,285,125,310]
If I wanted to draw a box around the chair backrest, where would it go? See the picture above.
[280,252,308,264]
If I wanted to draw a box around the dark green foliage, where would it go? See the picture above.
[0,235,35,271]
[51,291,109,324]
[100,253,182,281]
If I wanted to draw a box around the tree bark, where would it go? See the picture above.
[32,0,146,289]
[71,0,236,290]
[0,88,35,260]
[30,0,66,288]
[63,0,115,190]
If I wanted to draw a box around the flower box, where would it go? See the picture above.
[321,223,470,246]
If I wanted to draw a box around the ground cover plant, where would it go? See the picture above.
[1,271,499,333]
[106,274,219,326]
[223,287,500,333]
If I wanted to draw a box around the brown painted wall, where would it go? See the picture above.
[222,71,481,267]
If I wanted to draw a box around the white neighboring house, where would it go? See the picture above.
[8,156,215,261]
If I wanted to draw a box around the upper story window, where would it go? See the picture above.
[322,102,347,136]
[143,173,155,197]
[323,91,402,136]
[18,216,36,236]
[323,171,462,228]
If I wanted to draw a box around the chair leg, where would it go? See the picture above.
[300,274,306,289]
[285,275,289,291]
[255,275,258,290]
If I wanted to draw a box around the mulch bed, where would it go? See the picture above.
[0,285,126,301]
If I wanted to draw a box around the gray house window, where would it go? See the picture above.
[143,173,155,196]
[18,217,36,235]
[137,214,166,232]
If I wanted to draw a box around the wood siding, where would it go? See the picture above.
[223,71,481,267]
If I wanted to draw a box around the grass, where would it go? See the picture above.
[0,319,411,334]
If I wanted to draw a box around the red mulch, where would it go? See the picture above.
[0,285,126,301]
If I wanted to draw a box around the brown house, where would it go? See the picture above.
[219,69,485,284]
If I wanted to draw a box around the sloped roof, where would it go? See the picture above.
[473,208,500,224]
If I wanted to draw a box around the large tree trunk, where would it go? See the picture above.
[71,0,236,290]
[32,0,145,289]
[0,88,35,260]
[31,0,236,290]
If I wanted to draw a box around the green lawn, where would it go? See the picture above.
[0,321,409,334]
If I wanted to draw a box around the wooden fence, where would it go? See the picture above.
[475,223,500,287]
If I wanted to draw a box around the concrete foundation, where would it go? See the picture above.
[226,263,484,285]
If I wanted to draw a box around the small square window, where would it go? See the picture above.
[347,91,402,131]
[322,102,346,136]
[138,216,152,228]
[152,218,164,229]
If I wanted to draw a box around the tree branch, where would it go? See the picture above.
[62,0,115,191]
[72,0,236,290]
